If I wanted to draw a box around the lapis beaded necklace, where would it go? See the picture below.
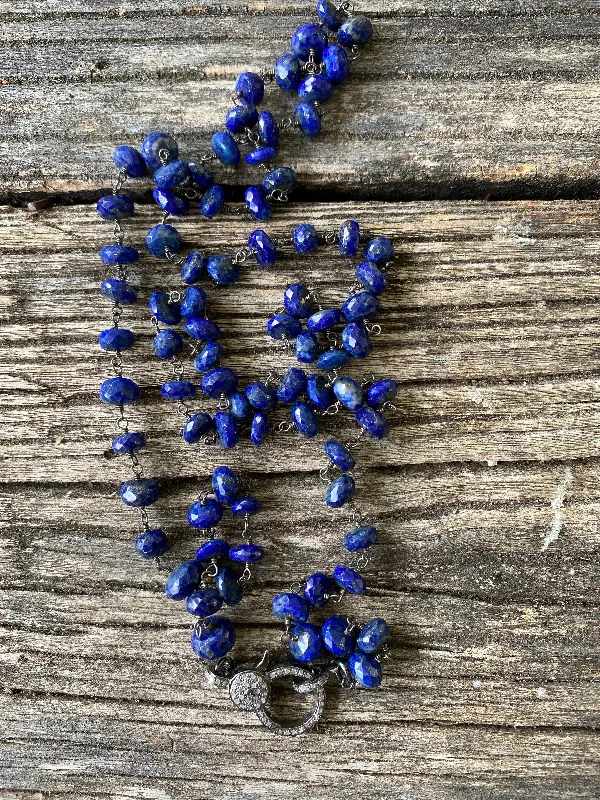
[97,2,397,736]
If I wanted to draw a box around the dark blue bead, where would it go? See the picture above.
[228,391,251,421]
[154,159,189,189]
[291,23,328,60]
[165,559,200,600]
[99,376,139,405]
[342,322,370,358]
[356,261,388,294]
[97,195,134,220]
[199,185,225,218]
[231,496,261,516]
[272,593,309,623]
[289,623,322,663]
[212,465,239,505]
[98,327,135,352]
[284,283,313,318]
[113,145,146,178]
[245,185,271,221]
[152,187,189,216]
[356,406,390,439]
[298,74,333,103]
[367,379,398,407]
[295,102,322,138]
[191,617,236,660]
[235,71,264,104]
[216,567,243,605]
[248,229,277,267]
[135,528,168,559]
[364,236,394,265]
[188,498,224,529]
[291,401,318,437]
[325,474,355,508]
[307,374,334,409]
[141,131,178,169]
[161,381,195,401]
[229,543,264,562]
[303,572,335,607]
[293,223,319,253]
[195,341,221,371]
[251,411,269,446]
[342,291,380,322]
[112,431,146,455]
[246,146,278,165]
[99,244,139,265]
[333,376,364,411]
[148,290,181,325]
[188,162,214,189]
[184,317,220,341]
[307,308,341,333]
[182,412,213,444]
[316,0,344,31]
[195,538,229,560]
[181,251,207,284]
[245,382,276,410]
[180,286,207,319]
[186,587,223,617]
[333,564,366,594]
[267,313,302,341]
[206,254,239,285]
[120,478,160,507]
[322,615,356,656]
[226,104,259,134]
[211,131,241,166]
[348,650,382,688]
[275,53,302,92]
[258,110,279,145]
[339,219,360,257]
[344,525,378,551]
[215,412,239,448]
[146,224,181,259]
[324,439,355,472]
[296,331,318,363]
[317,348,350,372]
[357,618,389,653]
[338,14,373,47]
[277,367,307,403]
[323,43,350,83]
[201,367,238,399]
[262,166,297,194]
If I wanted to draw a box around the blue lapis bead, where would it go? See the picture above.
[141,131,178,169]
[148,290,181,325]
[165,559,201,600]
[356,406,390,439]
[206,254,239,285]
[291,23,328,60]
[267,313,302,341]
[246,146,278,165]
[342,322,370,358]
[333,564,366,594]
[316,0,345,31]
[188,497,224,529]
[322,615,356,656]
[284,283,313,318]
[307,308,341,333]
[357,618,390,653]
[201,367,238,399]
[277,367,307,403]
[229,543,264,563]
[317,349,350,371]
[293,223,319,253]
[112,431,146,455]
[195,341,222,372]
[339,219,360,257]
[263,166,297,195]
[184,317,220,341]
[161,381,195,401]
[152,187,189,216]
[186,587,223,617]
[120,478,160,507]
[146,224,181,259]
[323,44,350,83]
[191,617,236,659]
[180,286,207,319]
[289,623,323,663]
[181,250,207,284]
[356,260,388,294]
[226,104,259,134]
[342,291,380,322]
[348,650,382,688]
[97,195,134,220]
[228,391,251,421]
[245,185,271,221]
[188,161,214,189]
[338,14,373,46]
[296,331,318,363]
[333,376,364,411]
[325,474,355,508]
[231,496,261,516]
[303,572,335,607]
[344,525,378,551]
[154,159,189,189]
[98,327,135,352]
[195,538,229,560]
[275,53,302,92]
[216,566,243,605]
[101,278,137,304]
[246,382,277,410]
[258,110,279,145]
[291,401,318,437]
[135,528,168,559]
[365,236,394,265]
[153,330,183,359]
[367,379,398,406]
[272,593,309,623]
[199,185,225,218]
[215,411,239,448]
[295,102,322,138]
[182,412,213,444]
[211,131,241,166]
[307,374,334,409]
[113,145,146,178]
[235,71,264,104]
[99,244,139,265]
[298,74,333,103]
[251,411,269,446]
[324,439,355,472]
[212,465,239,505]
[248,229,277,267]
[99,376,139,405]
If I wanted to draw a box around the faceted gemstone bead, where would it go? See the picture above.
[141,131,178,169]
[325,474,355,508]
[211,131,241,166]
[277,367,307,403]
[182,412,213,444]
[195,341,222,371]
[148,290,181,325]
[161,381,195,401]
[307,308,341,333]
[324,439,355,472]
[184,317,220,341]
[191,617,236,660]
[135,527,168,559]
[201,367,238,399]
[99,244,139,265]
[199,185,225,218]
[333,564,366,594]
[212,465,239,505]
[356,406,390,439]
[272,593,309,623]
[154,159,189,189]
[295,102,322,138]
[181,250,207,284]
[246,146,278,165]
[262,166,297,195]
[99,376,139,405]
[195,538,229,560]
[323,44,350,84]
[316,0,344,31]
[275,53,302,92]
[298,74,333,103]
[152,187,189,216]
[338,14,373,47]
[188,497,224,529]
[356,260,388,294]
[293,223,319,253]
[146,224,181,259]
[226,104,259,134]
[339,219,360,257]
[251,411,269,446]
[112,431,146,455]
[289,623,323,663]
[342,291,380,322]
[367,378,398,407]
[284,283,313,318]
[120,478,160,507]
[258,110,279,145]
[344,525,378,551]
[216,566,243,605]
[228,391,251,421]
[185,587,223,617]
[229,543,264,562]
[98,327,135,352]
[291,401,318,437]
[365,236,394,265]
[317,348,350,371]
[307,374,334,409]
[322,615,356,656]
[165,559,201,600]
[248,229,277,267]
[291,23,328,60]
[231,496,261,516]
[296,331,318,363]
[113,145,146,178]
[342,322,370,358]
[245,185,271,221]
[235,71,264,104]
[97,194,134,220]
[215,411,239,448]
[180,286,207,319]
[206,254,239,285]
[267,313,302,341]
[303,572,335,607]
[333,376,364,411]
[357,618,390,654]
[348,650,382,688]
[245,382,276,410]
